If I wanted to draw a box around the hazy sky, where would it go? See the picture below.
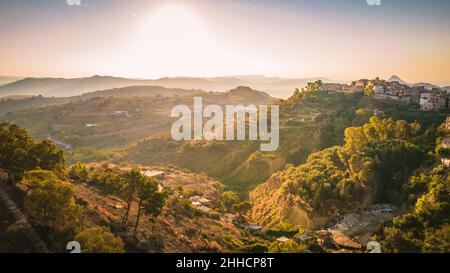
[0,0,449,84]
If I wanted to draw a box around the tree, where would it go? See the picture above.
[28,139,66,178]
[316,79,324,89]
[423,224,450,253]
[120,168,167,232]
[69,162,88,181]
[74,226,124,253]
[354,108,372,125]
[134,177,166,233]
[221,191,239,210]
[394,120,410,140]
[304,80,323,93]
[24,170,80,229]
[90,169,127,194]
[355,108,372,117]
[364,83,374,96]
[232,201,252,216]
[268,240,307,253]
[344,127,367,152]
[381,224,422,253]
[0,122,33,183]
[0,123,66,183]
[121,168,143,226]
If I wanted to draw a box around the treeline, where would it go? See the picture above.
[0,122,65,183]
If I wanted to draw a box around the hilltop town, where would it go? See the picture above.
[321,76,450,111]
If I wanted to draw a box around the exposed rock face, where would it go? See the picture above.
[249,172,322,230]
[248,151,378,230]
[327,204,397,245]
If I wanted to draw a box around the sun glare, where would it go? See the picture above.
[115,3,227,78]
[136,4,208,42]
[105,3,289,78]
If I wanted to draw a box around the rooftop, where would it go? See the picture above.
[329,230,362,249]
[276,236,290,243]
[142,170,165,178]
[196,205,212,213]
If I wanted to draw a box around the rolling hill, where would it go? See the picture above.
[0,75,337,99]
[0,75,155,98]
[0,76,24,86]
[0,85,205,116]
[1,86,275,150]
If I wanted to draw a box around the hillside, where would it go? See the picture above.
[0,85,202,116]
[126,90,445,194]
[0,75,337,99]
[0,76,152,97]
[3,86,444,197]
[0,121,252,253]
[0,76,23,87]
[1,161,247,253]
[249,114,442,231]
[69,164,242,253]
[1,87,274,162]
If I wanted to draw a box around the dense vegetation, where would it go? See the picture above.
[250,115,435,227]
[0,122,65,183]
[377,166,450,252]
[74,226,125,253]
[1,83,448,253]
[374,126,450,252]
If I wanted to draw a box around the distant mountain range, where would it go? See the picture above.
[0,75,151,98]
[0,76,24,86]
[0,75,336,99]
[387,75,409,85]
[388,75,443,90]
[1,74,446,99]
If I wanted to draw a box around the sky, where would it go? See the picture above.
[0,0,449,85]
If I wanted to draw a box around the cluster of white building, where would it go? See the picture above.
[189,195,212,213]
[322,79,449,112]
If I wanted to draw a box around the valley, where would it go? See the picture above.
[0,78,448,253]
